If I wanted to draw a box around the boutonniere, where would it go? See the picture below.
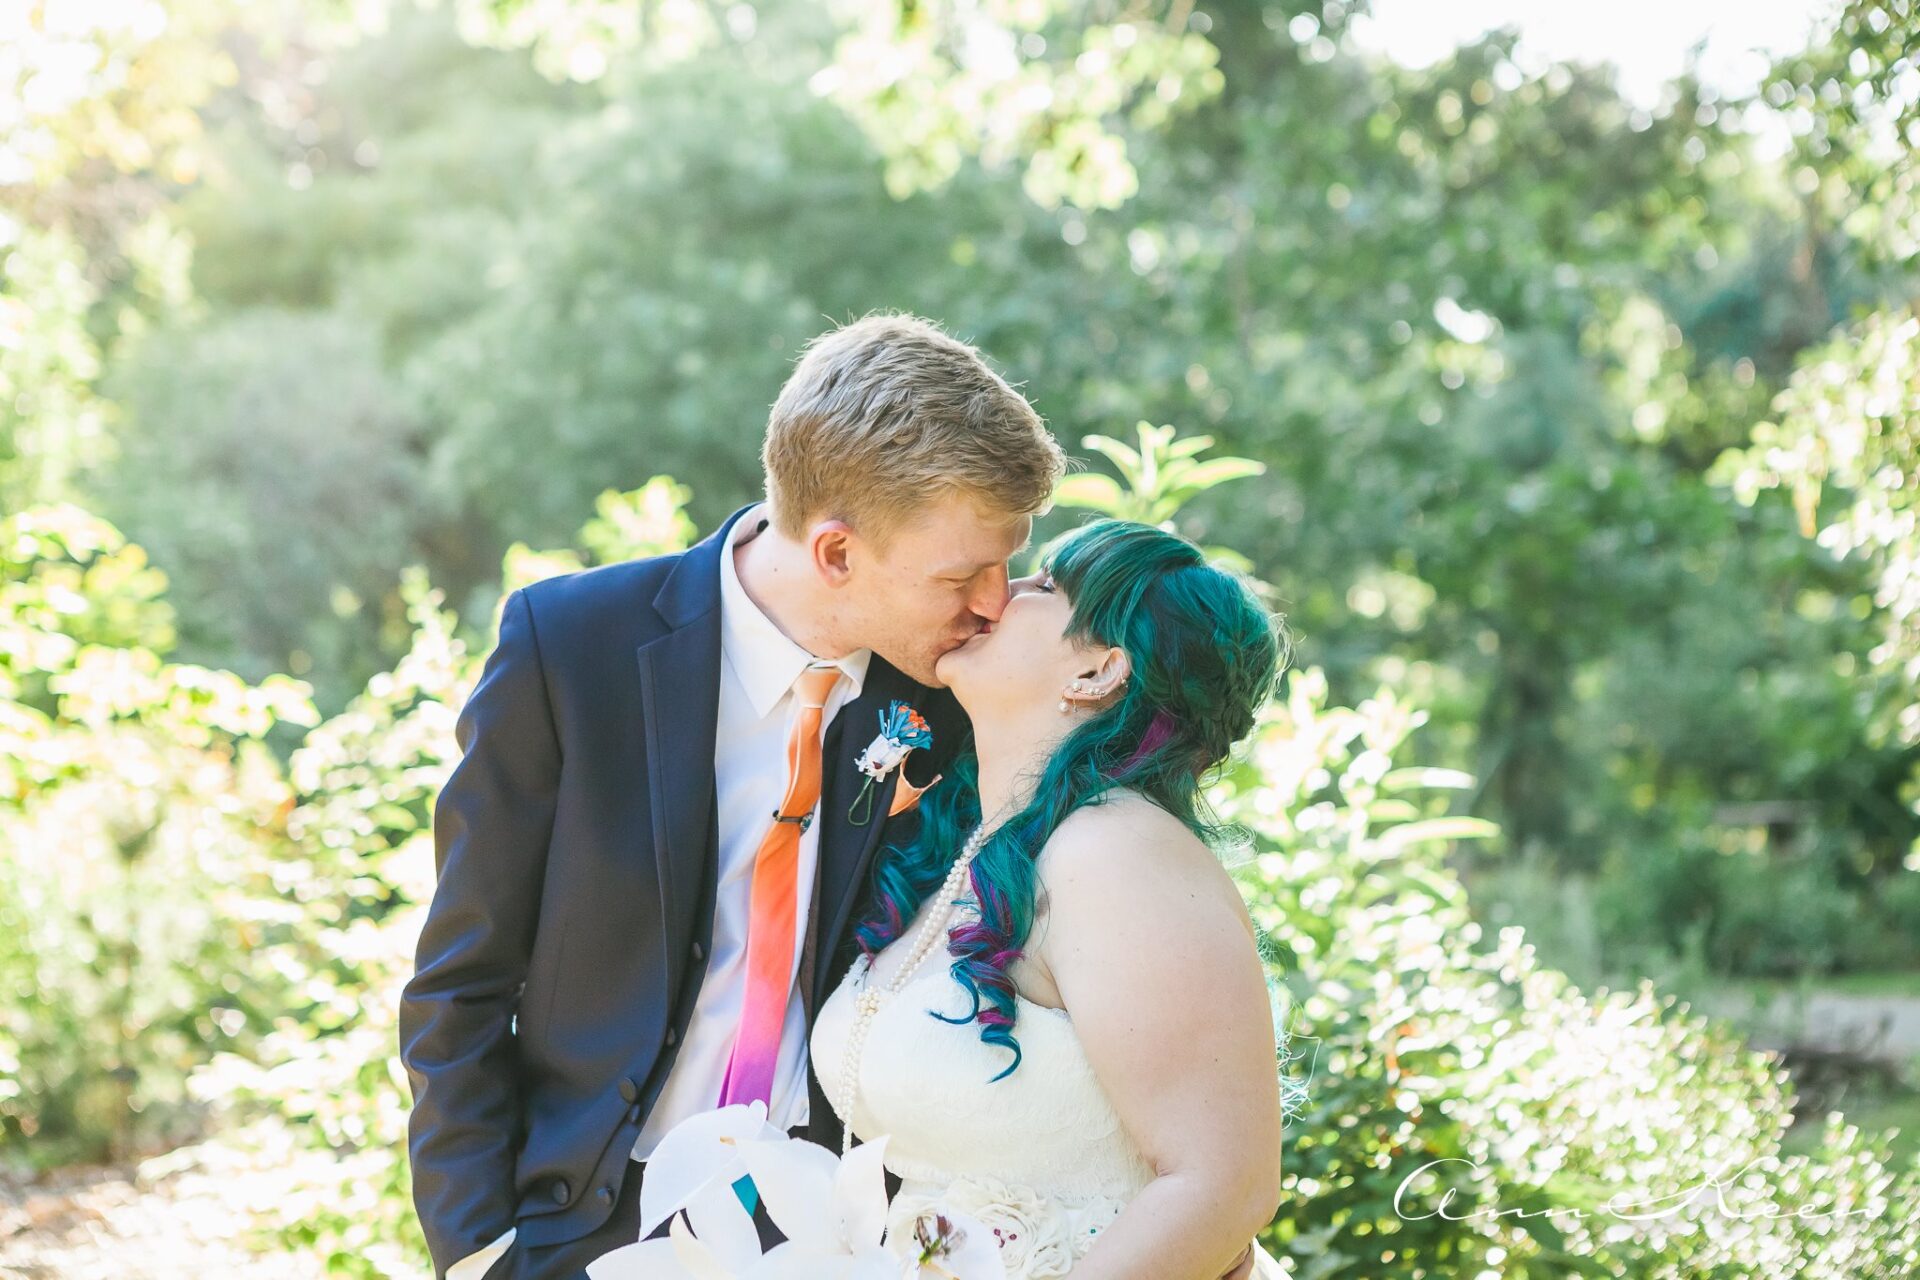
[848,700,935,826]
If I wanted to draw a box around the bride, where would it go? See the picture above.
[810,517,1291,1279]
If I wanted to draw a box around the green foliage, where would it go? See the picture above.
[499,476,701,593]
[1763,0,1919,268]
[1,0,232,511]
[818,3,1225,211]
[1054,421,1265,526]
[1712,9,1920,880]
[1718,309,1920,769]
[438,0,1226,211]
[188,481,695,1275]
[10,0,1920,1269]
[189,567,471,1275]
[0,505,316,1167]
[0,224,110,510]
[82,3,1918,969]
[91,308,432,709]
[1216,669,1920,1277]
[9,457,1920,1274]
[1047,421,1265,576]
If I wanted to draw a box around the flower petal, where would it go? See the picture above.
[685,1172,767,1273]
[742,1242,859,1280]
[741,1243,912,1280]
[732,1133,841,1251]
[833,1134,891,1252]
[922,1209,1008,1280]
[848,1248,905,1280]
[886,1204,1011,1280]
[584,1239,704,1280]
[668,1211,736,1280]
[639,1100,783,1239]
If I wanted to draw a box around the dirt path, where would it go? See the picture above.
[0,1140,315,1280]
[1686,988,1920,1065]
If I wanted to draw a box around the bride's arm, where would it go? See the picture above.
[1035,797,1284,1280]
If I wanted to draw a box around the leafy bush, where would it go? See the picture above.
[1219,672,1920,1278]
[189,480,695,1276]
[1706,852,1858,979]
[12,476,1917,1278]
[0,505,315,1167]
[92,309,433,710]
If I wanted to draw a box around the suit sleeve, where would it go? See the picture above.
[399,587,560,1276]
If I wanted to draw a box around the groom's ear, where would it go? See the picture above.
[809,519,858,586]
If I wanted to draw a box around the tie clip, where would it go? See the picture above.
[771,808,813,834]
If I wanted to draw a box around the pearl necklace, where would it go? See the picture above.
[836,824,992,1156]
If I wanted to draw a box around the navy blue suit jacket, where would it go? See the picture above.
[398,504,967,1275]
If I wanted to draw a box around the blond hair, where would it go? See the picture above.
[763,313,1064,543]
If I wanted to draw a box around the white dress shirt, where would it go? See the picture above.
[448,508,867,1280]
[632,507,867,1156]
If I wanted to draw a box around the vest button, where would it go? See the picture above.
[691,941,705,962]
[665,1026,679,1048]
[598,1185,615,1205]
[550,1179,570,1205]
[619,1078,639,1103]
[627,1102,643,1123]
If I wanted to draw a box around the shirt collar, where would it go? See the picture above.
[718,504,870,719]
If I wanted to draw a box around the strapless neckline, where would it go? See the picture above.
[850,944,1073,1022]
[810,920,1160,1277]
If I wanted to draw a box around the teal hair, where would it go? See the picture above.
[852,518,1286,1080]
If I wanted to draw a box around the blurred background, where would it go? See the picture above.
[3,0,1919,1275]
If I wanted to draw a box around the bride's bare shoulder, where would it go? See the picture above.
[1036,791,1248,928]
[1042,789,1200,863]
[1026,793,1260,1024]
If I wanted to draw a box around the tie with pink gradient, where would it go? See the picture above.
[717,663,843,1110]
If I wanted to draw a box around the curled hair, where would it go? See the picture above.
[852,519,1287,1079]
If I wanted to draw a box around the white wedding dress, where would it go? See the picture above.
[810,889,1173,1278]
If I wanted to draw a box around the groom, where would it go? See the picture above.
[400,313,1260,1279]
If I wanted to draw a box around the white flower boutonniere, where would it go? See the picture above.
[848,700,935,826]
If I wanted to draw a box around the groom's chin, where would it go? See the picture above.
[878,643,946,688]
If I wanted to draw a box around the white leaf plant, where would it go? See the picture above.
[587,1101,1007,1280]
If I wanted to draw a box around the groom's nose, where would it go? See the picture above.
[969,565,1014,622]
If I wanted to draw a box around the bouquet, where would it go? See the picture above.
[587,1101,1006,1280]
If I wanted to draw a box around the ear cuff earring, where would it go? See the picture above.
[1058,679,1090,714]
[1059,677,1120,714]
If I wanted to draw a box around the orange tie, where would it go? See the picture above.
[717,663,843,1107]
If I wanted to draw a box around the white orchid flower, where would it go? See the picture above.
[632,1100,787,1242]
[894,1208,1009,1280]
[587,1105,1005,1280]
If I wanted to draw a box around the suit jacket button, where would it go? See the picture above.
[598,1185,615,1205]
[691,941,705,962]
[551,1179,571,1205]
[620,1077,639,1103]
[665,1026,679,1047]
[627,1102,643,1123]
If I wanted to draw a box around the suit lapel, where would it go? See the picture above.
[808,657,923,1015]
[635,504,755,974]
[636,510,963,1026]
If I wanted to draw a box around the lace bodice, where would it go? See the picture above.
[809,905,1157,1278]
